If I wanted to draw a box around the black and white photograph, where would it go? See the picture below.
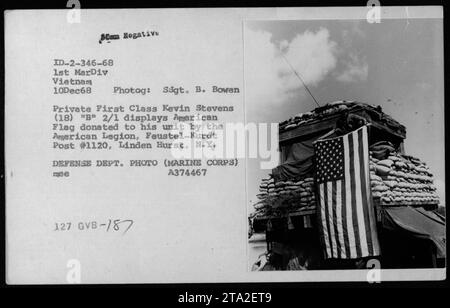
[2,3,446,291]
[246,17,445,273]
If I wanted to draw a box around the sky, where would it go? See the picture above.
[244,18,445,210]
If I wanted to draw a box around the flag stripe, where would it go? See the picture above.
[348,133,362,257]
[320,183,332,258]
[331,181,341,258]
[353,130,369,257]
[343,135,357,258]
[328,181,338,258]
[358,128,373,255]
[340,178,350,258]
[317,184,327,257]
[362,127,380,255]
[324,183,335,258]
[335,180,346,258]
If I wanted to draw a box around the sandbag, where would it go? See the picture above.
[376,165,391,176]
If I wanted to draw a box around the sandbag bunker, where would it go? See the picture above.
[369,141,439,206]
[254,175,316,217]
[252,141,440,218]
[249,101,444,270]
[252,101,440,220]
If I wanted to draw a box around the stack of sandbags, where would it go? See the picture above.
[281,111,316,131]
[290,177,316,209]
[369,141,396,160]
[256,176,275,200]
[279,101,354,132]
[252,201,269,217]
[254,175,317,210]
[273,179,305,196]
[253,176,274,217]
[369,147,439,206]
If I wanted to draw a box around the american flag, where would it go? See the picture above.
[314,125,380,259]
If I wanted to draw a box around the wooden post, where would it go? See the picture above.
[430,243,437,268]
[399,142,405,154]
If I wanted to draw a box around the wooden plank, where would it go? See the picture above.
[279,105,406,144]
[368,121,406,140]
[279,119,337,143]
[254,209,316,221]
